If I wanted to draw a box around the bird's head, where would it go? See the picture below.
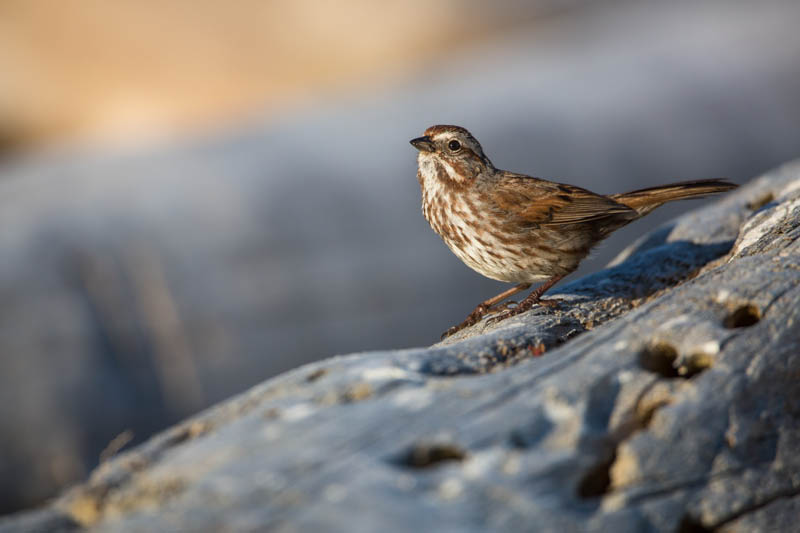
[410,125,494,185]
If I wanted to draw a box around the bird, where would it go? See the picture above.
[410,125,737,338]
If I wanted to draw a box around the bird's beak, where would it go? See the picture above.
[410,136,435,152]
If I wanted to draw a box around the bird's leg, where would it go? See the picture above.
[487,274,566,325]
[442,283,531,339]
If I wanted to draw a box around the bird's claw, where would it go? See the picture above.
[485,298,563,326]
[485,309,515,326]
[441,299,562,339]
[440,325,461,340]
[441,303,492,339]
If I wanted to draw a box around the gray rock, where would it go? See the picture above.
[3,162,796,532]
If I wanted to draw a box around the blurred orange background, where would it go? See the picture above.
[0,0,551,152]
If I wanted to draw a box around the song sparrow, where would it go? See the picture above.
[411,125,737,338]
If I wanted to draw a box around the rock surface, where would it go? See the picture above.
[3,162,798,532]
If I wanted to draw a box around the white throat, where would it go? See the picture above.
[417,152,462,187]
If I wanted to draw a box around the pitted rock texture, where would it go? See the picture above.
[2,162,799,532]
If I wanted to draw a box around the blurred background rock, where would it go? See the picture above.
[1,0,799,516]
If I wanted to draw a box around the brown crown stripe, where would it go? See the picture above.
[424,124,473,138]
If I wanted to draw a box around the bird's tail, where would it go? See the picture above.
[611,179,737,217]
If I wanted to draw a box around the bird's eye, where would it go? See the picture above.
[448,140,462,152]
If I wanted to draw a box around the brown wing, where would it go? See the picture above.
[488,173,638,227]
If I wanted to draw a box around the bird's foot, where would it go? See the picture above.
[485,298,562,326]
[441,294,560,339]
[486,300,519,314]
[441,303,490,339]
